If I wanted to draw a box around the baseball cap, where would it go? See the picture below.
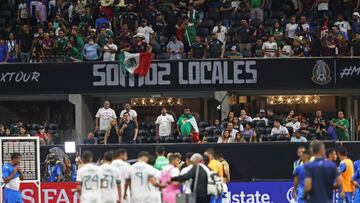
[39,126,45,129]
[259,109,265,113]
[353,12,360,18]
[231,45,237,51]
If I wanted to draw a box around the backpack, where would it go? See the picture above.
[199,164,224,197]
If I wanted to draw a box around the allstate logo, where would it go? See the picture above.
[287,187,294,202]
[311,60,331,85]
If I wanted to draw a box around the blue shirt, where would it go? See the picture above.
[354,160,360,172]
[305,158,339,203]
[2,163,20,181]
[352,169,360,186]
[95,17,110,30]
[82,43,101,60]
[0,44,9,62]
[294,164,306,199]
[47,163,63,182]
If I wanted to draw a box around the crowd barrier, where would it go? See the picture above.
[18,181,294,203]
[40,142,360,181]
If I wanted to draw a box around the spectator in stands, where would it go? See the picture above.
[211,119,221,129]
[336,34,350,56]
[35,0,47,25]
[232,117,242,131]
[55,29,68,62]
[190,36,206,59]
[41,32,55,62]
[0,37,9,63]
[313,110,327,134]
[177,107,196,137]
[220,0,235,28]
[321,30,336,56]
[296,16,311,41]
[217,130,233,143]
[280,39,292,57]
[102,37,117,62]
[353,12,360,33]
[129,33,152,53]
[104,119,120,144]
[213,21,227,44]
[183,16,197,52]
[227,45,242,59]
[286,116,301,132]
[286,16,298,40]
[6,33,18,63]
[291,37,304,57]
[237,19,255,52]
[233,131,246,143]
[4,128,11,136]
[243,122,259,142]
[19,126,30,137]
[0,124,4,136]
[315,0,330,20]
[119,112,138,144]
[19,25,32,63]
[253,109,268,126]
[270,21,285,48]
[224,111,235,122]
[330,111,350,141]
[18,0,29,24]
[95,13,111,31]
[250,0,265,22]
[11,120,23,135]
[95,100,117,132]
[239,109,252,122]
[225,122,240,138]
[352,33,360,57]
[121,6,138,32]
[117,24,133,50]
[334,14,351,37]
[36,126,52,145]
[253,24,267,42]
[271,119,290,139]
[262,35,278,58]
[291,129,308,142]
[137,19,155,44]
[120,103,138,123]
[167,35,184,60]
[96,27,110,48]
[156,107,175,139]
[82,131,98,144]
[83,37,102,61]
[252,38,264,57]
[207,32,224,58]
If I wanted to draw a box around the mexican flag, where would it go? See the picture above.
[118,51,152,76]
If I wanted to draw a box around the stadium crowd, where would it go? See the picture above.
[0,99,355,144]
[0,0,359,62]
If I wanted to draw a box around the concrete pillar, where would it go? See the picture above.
[214,91,230,121]
[354,99,359,140]
[69,94,94,143]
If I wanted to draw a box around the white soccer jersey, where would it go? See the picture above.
[129,162,159,203]
[99,163,122,203]
[76,163,101,203]
[112,159,131,203]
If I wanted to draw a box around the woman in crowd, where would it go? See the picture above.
[217,130,233,143]
[233,131,246,143]
[224,111,235,122]
[336,34,350,56]
[286,110,295,123]
[104,119,120,144]
[4,128,11,136]
[239,109,252,122]
[232,117,242,131]
[242,122,258,142]
[270,21,285,48]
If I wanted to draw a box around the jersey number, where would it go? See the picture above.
[83,175,99,190]
[102,174,114,188]
[135,172,143,185]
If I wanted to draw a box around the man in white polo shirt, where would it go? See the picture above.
[271,119,290,139]
[155,107,175,138]
[95,100,117,132]
[120,103,138,124]
[262,35,278,58]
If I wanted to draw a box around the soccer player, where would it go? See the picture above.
[99,151,122,203]
[112,148,131,203]
[293,145,305,170]
[304,141,342,203]
[76,151,101,203]
[338,147,355,203]
[293,150,311,203]
[326,148,338,163]
[352,166,360,203]
[154,145,169,171]
[125,151,167,203]
[2,153,23,203]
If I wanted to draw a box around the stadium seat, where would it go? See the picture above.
[182,136,192,143]
[164,136,175,143]
[242,50,252,58]
[32,124,41,130]
[0,10,11,20]
[213,128,222,136]
[156,52,170,59]
[253,120,266,128]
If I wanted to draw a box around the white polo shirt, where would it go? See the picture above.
[96,107,117,131]
[271,126,289,136]
[286,23,298,39]
[155,113,175,136]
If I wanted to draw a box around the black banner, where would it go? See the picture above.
[0,58,359,94]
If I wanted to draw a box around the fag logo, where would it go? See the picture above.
[311,60,331,85]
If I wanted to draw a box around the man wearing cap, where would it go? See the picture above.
[352,12,360,34]
[137,19,155,43]
[166,35,184,59]
[35,126,52,145]
[291,130,308,142]
[126,33,152,53]
[253,109,269,126]
[227,45,242,59]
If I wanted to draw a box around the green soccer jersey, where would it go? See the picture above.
[154,156,169,170]
[251,0,262,8]
[67,47,83,61]
[184,23,196,47]
[56,37,68,57]
[177,114,194,136]
[331,118,350,141]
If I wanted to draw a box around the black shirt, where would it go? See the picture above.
[19,33,33,52]
[120,120,137,142]
[208,39,223,58]
[221,0,234,19]
[131,41,147,53]
[352,39,360,56]
[292,46,304,56]
[145,9,160,28]
[121,12,138,31]
[108,127,119,144]
[237,26,255,43]
[165,9,181,25]
[191,42,206,59]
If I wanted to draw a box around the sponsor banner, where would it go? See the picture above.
[16,181,293,203]
[0,58,359,94]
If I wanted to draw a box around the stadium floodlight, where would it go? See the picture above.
[0,137,41,202]
[64,141,76,154]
